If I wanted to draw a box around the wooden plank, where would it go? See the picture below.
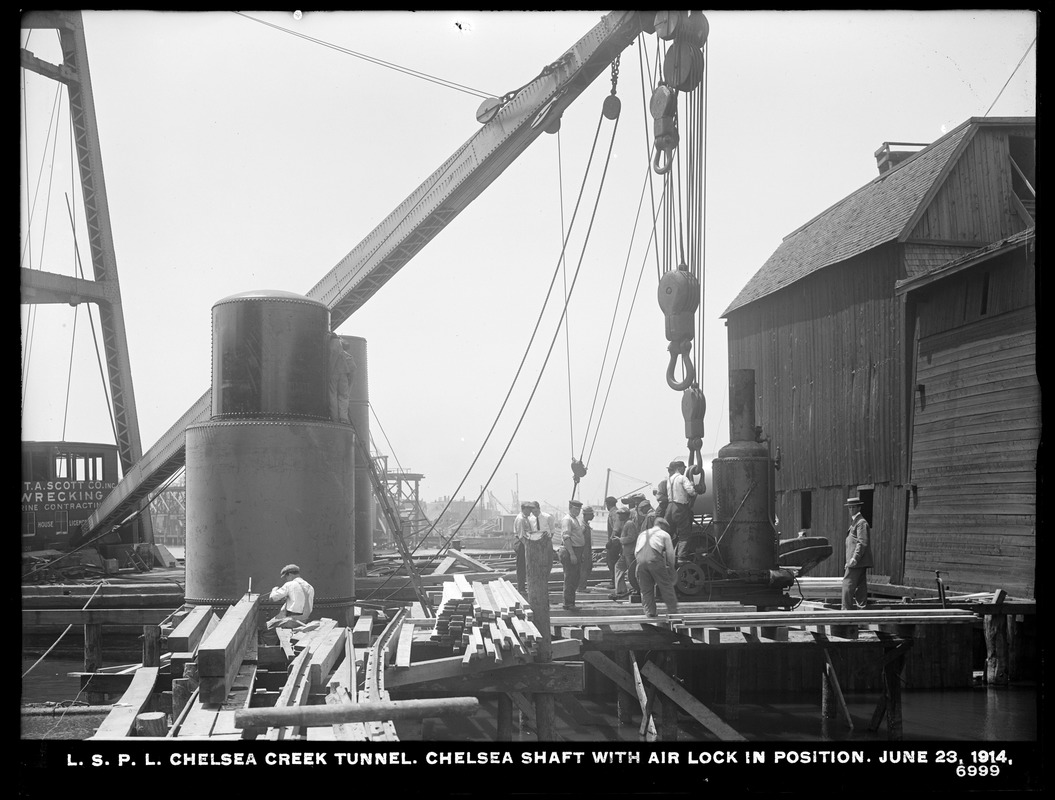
[197,594,260,679]
[176,697,220,738]
[447,549,495,572]
[23,608,177,626]
[351,613,376,646]
[166,605,216,653]
[308,627,348,688]
[395,622,415,669]
[432,556,458,575]
[630,656,658,741]
[388,662,583,695]
[89,667,160,739]
[641,661,746,741]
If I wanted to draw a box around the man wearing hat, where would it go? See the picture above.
[603,496,621,588]
[665,459,697,549]
[577,505,596,591]
[267,564,316,629]
[842,496,873,610]
[513,501,538,595]
[559,500,585,610]
[610,505,641,600]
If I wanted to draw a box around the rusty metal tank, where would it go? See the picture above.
[711,369,778,575]
[185,290,355,624]
[341,335,374,571]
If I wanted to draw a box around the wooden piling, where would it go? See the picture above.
[84,623,104,704]
[142,625,161,668]
[497,694,513,741]
[615,650,635,724]
[525,537,555,741]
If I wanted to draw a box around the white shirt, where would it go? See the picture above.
[634,526,676,570]
[269,576,315,617]
[561,514,585,548]
[668,473,696,505]
[513,512,537,543]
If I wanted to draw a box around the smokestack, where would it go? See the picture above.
[874,141,928,175]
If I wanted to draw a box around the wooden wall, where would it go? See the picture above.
[910,127,1032,243]
[903,249,1037,597]
[726,245,906,580]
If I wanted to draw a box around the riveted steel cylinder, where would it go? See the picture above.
[712,369,778,573]
[211,290,329,420]
[341,335,374,569]
[185,419,355,622]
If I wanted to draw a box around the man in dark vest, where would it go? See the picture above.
[842,496,873,610]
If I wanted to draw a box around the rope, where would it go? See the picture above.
[558,129,574,460]
[579,164,666,466]
[373,105,624,600]
[363,104,619,601]
[233,12,495,99]
[61,306,78,440]
[22,582,106,680]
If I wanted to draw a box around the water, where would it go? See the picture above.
[21,655,1036,741]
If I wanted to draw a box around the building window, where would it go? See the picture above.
[800,490,812,532]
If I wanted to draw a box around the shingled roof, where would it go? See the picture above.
[722,119,977,317]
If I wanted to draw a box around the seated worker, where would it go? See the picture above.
[267,564,315,629]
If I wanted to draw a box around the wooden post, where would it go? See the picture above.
[984,613,1009,685]
[821,664,833,740]
[654,654,679,742]
[497,693,513,741]
[142,625,161,668]
[135,711,169,737]
[172,678,193,721]
[615,650,635,724]
[526,536,555,741]
[84,623,105,704]
[725,650,740,721]
[883,653,904,740]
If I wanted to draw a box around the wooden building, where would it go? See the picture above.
[721,117,1036,597]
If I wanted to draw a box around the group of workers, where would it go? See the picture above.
[265,466,874,630]
[508,458,702,618]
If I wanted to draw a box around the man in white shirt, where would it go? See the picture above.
[665,459,697,550]
[512,501,537,594]
[559,500,585,610]
[634,518,679,618]
[267,564,315,629]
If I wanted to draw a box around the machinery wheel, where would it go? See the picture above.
[676,562,707,596]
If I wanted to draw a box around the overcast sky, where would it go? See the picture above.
[20,10,1037,518]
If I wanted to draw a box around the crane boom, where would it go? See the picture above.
[79,10,646,541]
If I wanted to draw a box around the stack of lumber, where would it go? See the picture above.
[428,576,541,664]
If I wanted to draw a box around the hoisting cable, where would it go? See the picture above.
[636,36,666,286]
[577,161,666,470]
[584,191,667,469]
[567,55,620,498]
[362,99,620,601]
[378,108,622,603]
[557,128,575,468]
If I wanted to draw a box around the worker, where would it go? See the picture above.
[512,501,537,595]
[842,496,873,610]
[610,505,641,600]
[635,517,679,618]
[577,505,595,591]
[653,478,669,519]
[665,459,697,551]
[638,498,656,530]
[530,501,556,549]
[328,333,356,424]
[267,564,315,629]
[559,500,585,610]
[603,496,621,588]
